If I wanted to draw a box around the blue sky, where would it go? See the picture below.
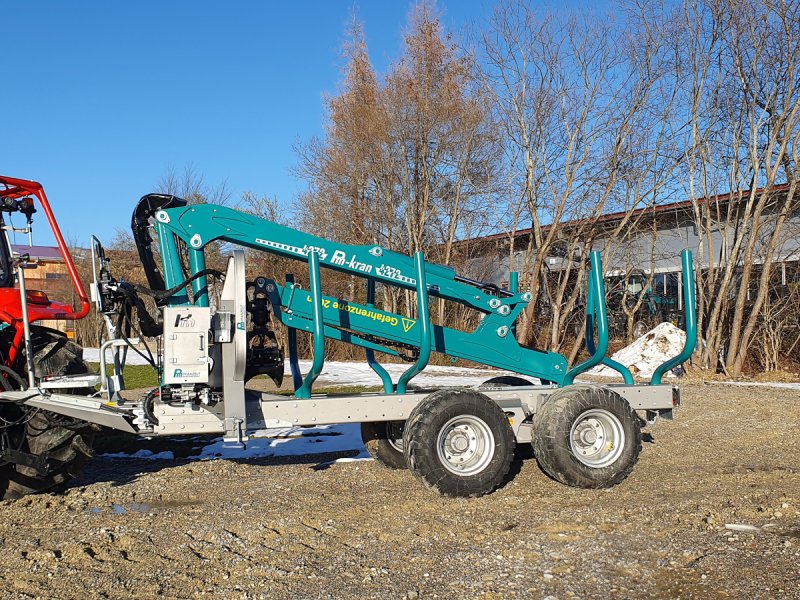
[2,1,598,247]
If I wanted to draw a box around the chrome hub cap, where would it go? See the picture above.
[436,416,495,476]
[569,409,625,468]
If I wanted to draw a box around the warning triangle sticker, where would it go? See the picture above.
[401,318,416,333]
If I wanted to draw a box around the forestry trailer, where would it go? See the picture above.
[0,175,696,499]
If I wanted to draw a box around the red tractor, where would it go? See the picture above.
[0,176,96,499]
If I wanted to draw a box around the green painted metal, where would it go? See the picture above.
[365,279,394,393]
[156,221,190,306]
[155,204,567,385]
[284,274,303,392]
[650,250,697,385]
[153,203,697,393]
[397,252,431,394]
[154,204,523,311]
[563,251,610,385]
[266,283,565,383]
[189,248,209,307]
[296,250,325,398]
[583,265,635,384]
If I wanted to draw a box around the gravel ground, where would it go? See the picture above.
[0,382,798,599]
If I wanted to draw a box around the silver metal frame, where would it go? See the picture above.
[0,381,677,445]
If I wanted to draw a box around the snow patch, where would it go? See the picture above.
[83,347,153,366]
[290,360,516,388]
[99,424,369,462]
[198,423,369,460]
[101,449,175,460]
[589,322,686,379]
[82,348,515,388]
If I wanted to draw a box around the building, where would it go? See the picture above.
[11,244,85,337]
[467,185,800,329]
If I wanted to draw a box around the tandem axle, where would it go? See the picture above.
[0,180,695,498]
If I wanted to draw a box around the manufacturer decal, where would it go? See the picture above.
[376,264,416,285]
[174,313,195,328]
[330,250,373,274]
[173,368,201,378]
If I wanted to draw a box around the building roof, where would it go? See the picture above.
[475,183,792,245]
[11,244,66,261]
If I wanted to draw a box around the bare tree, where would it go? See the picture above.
[674,0,800,376]
[295,3,499,335]
[481,0,685,356]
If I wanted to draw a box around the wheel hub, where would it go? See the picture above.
[579,425,599,446]
[569,409,625,468]
[437,417,495,475]
[448,429,471,453]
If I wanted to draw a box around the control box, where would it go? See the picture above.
[162,306,211,384]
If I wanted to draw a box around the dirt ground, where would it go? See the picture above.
[0,382,798,599]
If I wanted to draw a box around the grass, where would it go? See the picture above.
[86,363,159,389]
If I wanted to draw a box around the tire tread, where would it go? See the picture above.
[532,385,641,488]
[403,389,514,498]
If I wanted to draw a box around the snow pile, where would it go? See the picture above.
[589,322,685,379]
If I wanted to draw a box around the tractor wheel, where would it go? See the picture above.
[0,327,98,500]
[403,389,514,498]
[532,385,641,488]
[361,421,406,469]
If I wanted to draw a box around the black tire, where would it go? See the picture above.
[478,375,538,389]
[361,421,406,469]
[0,327,97,500]
[403,389,514,498]
[532,385,641,488]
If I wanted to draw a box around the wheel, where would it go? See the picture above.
[532,385,641,488]
[0,327,98,500]
[361,420,406,469]
[403,389,514,498]
[478,375,537,389]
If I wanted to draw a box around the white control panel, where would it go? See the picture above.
[162,306,211,384]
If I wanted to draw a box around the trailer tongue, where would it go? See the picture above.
[0,177,696,498]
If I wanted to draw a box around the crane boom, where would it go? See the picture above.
[151,203,569,384]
